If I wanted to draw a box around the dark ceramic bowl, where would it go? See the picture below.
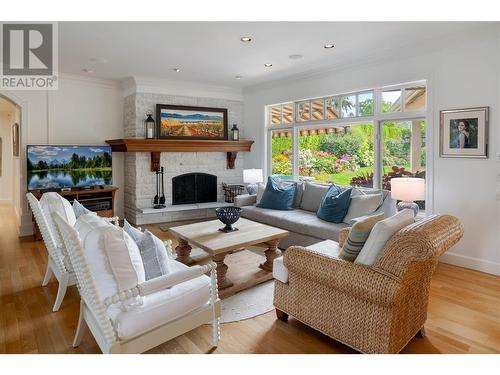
[215,206,242,232]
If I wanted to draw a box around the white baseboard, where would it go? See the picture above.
[439,252,500,276]
[0,198,12,203]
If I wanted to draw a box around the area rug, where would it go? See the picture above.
[219,280,274,323]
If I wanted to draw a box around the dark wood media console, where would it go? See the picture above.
[31,185,118,240]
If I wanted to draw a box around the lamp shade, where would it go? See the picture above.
[390,177,425,202]
[243,169,263,184]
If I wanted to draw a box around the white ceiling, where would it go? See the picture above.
[59,22,485,88]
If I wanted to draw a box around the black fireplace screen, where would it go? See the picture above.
[172,173,217,205]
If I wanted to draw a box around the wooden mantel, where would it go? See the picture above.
[105,138,254,171]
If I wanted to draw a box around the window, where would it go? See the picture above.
[298,123,374,187]
[296,101,310,122]
[271,129,293,179]
[381,89,402,113]
[325,97,340,120]
[404,86,426,112]
[358,91,374,116]
[341,95,356,118]
[266,81,428,202]
[282,103,294,124]
[382,119,426,208]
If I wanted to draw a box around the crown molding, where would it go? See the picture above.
[58,72,122,90]
[123,76,243,101]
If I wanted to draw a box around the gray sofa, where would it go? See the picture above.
[234,182,395,249]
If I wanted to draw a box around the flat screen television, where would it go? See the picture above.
[27,145,112,191]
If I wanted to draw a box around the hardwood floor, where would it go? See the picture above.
[1,203,499,354]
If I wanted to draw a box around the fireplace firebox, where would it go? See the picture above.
[172,173,217,205]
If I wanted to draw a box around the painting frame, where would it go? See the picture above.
[156,104,228,140]
[440,107,489,158]
[12,123,20,157]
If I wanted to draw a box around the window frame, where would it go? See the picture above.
[266,80,430,209]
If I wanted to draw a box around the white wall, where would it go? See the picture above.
[243,26,500,275]
[0,112,14,202]
[0,74,124,235]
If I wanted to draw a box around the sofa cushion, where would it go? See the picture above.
[241,206,348,240]
[299,182,330,212]
[257,177,297,210]
[339,213,384,262]
[355,209,415,266]
[317,185,352,224]
[273,240,341,283]
[112,259,210,340]
[343,193,383,224]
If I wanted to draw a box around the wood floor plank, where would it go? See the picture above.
[1,203,499,354]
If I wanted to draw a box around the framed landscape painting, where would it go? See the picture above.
[156,104,228,140]
[440,107,489,158]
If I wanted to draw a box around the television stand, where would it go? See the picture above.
[31,185,118,240]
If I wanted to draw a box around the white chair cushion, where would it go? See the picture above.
[40,192,77,243]
[342,193,383,224]
[112,259,211,340]
[273,240,341,284]
[355,209,415,266]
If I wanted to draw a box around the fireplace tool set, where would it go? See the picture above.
[153,166,166,209]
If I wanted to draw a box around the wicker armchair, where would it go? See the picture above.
[274,214,464,353]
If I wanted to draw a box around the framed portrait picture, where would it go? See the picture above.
[440,107,489,158]
[156,104,228,140]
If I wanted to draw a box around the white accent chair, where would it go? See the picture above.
[26,192,119,312]
[53,212,221,354]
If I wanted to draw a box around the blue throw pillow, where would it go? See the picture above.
[317,185,352,223]
[257,177,297,210]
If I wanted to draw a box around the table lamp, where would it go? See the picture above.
[390,177,425,216]
[243,169,263,195]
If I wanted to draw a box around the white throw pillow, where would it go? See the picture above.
[342,193,383,224]
[75,215,145,312]
[40,192,77,243]
[74,213,110,242]
[72,199,96,218]
[354,209,415,266]
[255,183,266,205]
[103,227,146,292]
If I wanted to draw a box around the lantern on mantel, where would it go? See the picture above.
[231,123,240,141]
[145,113,155,139]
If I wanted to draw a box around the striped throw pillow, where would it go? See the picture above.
[339,213,384,262]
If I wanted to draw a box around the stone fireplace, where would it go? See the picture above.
[122,90,244,225]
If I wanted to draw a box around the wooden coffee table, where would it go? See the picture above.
[169,218,289,298]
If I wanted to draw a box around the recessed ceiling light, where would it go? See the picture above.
[82,68,94,73]
[240,37,252,42]
[264,63,273,67]
[289,54,303,60]
[235,75,242,80]
[173,68,181,72]
[324,44,335,49]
